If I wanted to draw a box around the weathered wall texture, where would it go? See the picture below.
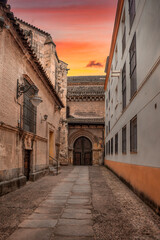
[68,101,104,119]
[0,4,66,195]
[17,18,69,165]
[57,61,68,165]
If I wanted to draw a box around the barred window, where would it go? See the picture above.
[122,125,127,154]
[128,0,136,29]
[23,79,37,134]
[122,10,126,55]
[108,141,110,155]
[129,33,137,98]
[122,63,126,110]
[122,27,126,56]
[108,121,110,133]
[111,138,113,155]
[106,126,108,136]
[115,133,118,154]
[130,116,137,152]
[106,99,108,110]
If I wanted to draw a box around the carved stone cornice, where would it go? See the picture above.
[67,95,105,102]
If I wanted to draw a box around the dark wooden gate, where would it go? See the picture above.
[24,150,30,180]
[74,137,92,165]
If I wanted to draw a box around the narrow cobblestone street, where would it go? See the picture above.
[0,166,160,240]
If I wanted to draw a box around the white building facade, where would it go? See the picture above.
[105,0,160,214]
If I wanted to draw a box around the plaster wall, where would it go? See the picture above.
[105,0,160,168]
[105,0,160,212]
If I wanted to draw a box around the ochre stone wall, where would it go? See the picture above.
[68,101,104,119]
[67,76,105,166]
[0,7,63,194]
[17,19,69,165]
[57,61,68,165]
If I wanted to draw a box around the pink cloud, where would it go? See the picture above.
[86,61,104,68]
[7,0,118,75]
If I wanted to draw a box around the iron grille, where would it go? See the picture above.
[122,62,126,109]
[122,26,126,56]
[111,138,113,155]
[122,125,127,154]
[115,133,118,154]
[130,115,137,152]
[129,33,137,98]
[128,0,136,29]
[23,80,37,134]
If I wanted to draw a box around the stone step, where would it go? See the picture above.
[49,166,61,176]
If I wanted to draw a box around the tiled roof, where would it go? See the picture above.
[68,76,105,85]
[16,18,50,37]
[67,86,104,96]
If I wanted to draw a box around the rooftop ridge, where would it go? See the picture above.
[16,17,54,38]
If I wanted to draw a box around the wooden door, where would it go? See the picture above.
[24,150,30,180]
[74,137,92,165]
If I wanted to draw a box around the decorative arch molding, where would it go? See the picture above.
[69,130,95,149]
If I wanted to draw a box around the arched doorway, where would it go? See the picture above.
[73,137,92,165]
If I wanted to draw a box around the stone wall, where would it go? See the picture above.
[57,61,69,165]
[68,101,104,119]
[17,19,69,165]
[0,6,63,195]
[67,76,105,166]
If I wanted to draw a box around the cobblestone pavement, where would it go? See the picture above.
[90,166,160,240]
[0,166,160,240]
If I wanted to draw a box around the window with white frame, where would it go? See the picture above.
[122,62,126,109]
[129,33,137,98]
[130,115,137,153]
[122,10,126,55]
[128,0,136,29]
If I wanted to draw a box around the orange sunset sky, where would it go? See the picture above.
[8,0,118,76]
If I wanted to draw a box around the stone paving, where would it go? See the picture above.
[7,167,93,240]
[1,166,160,240]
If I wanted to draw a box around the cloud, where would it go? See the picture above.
[7,0,117,76]
[86,61,104,68]
[8,0,117,9]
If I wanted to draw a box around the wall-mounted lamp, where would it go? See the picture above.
[0,16,10,32]
[41,114,48,123]
[17,79,43,107]
[111,71,121,78]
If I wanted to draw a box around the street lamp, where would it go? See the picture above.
[30,92,43,107]
[17,79,43,107]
